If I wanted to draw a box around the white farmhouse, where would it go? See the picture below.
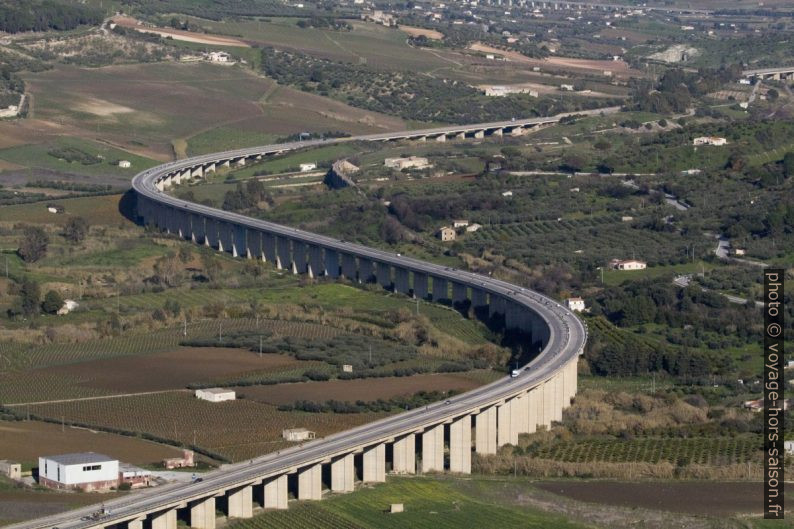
[38,453,119,491]
[610,259,647,271]
[195,388,236,402]
[118,160,131,168]
[566,297,586,312]
[693,136,727,146]
[299,162,317,172]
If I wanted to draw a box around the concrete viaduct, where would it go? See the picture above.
[743,66,794,81]
[12,113,589,529]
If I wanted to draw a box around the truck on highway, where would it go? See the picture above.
[510,369,521,378]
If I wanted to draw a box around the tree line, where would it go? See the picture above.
[0,0,103,33]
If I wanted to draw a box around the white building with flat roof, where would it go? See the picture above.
[283,428,316,442]
[39,453,118,491]
[195,388,236,402]
[566,297,586,312]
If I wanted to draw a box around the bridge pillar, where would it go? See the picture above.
[526,387,537,434]
[189,214,204,245]
[128,518,144,529]
[262,475,288,509]
[474,130,485,139]
[394,267,410,295]
[509,126,525,136]
[471,288,488,311]
[553,373,564,422]
[325,249,340,278]
[233,225,246,258]
[489,295,504,319]
[455,132,465,140]
[219,222,233,255]
[227,485,253,518]
[205,218,220,250]
[492,128,503,137]
[166,207,180,235]
[452,282,468,309]
[431,276,448,302]
[376,262,392,289]
[276,237,291,271]
[566,358,578,404]
[330,453,354,492]
[513,392,529,435]
[475,405,497,454]
[298,463,322,500]
[293,241,308,274]
[449,415,471,474]
[308,245,324,278]
[262,233,276,264]
[176,210,190,240]
[189,497,216,529]
[359,258,375,283]
[541,380,554,428]
[191,166,203,178]
[362,443,386,483]
[435,134,447,142]
[392,433,415,474]
[421,424,444,473]
[341,253,357,280]
[205,163,216,174]
[246,229,263,261]
[505,302,521,330]
[151,508,177,529]
[236,157,246,166]
[413,272,428,300]
[497,399,517,447]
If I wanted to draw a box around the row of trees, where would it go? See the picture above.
[0,0,103,33]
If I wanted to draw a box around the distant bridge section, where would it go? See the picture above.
[743,66,794,81]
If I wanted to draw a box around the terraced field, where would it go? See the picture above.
[25,392,387,463]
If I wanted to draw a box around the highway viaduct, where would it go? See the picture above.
[12,112,589,529]
[743,66,794,81]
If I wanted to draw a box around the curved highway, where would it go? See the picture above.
[14,114,587,529]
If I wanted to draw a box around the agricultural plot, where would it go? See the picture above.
[0,136,158,182]
[187,18,452,72]
[0,420,184,468]
[227,477,587,529]
[25,392,387,462]
[531,436,760,466]
[237,372,487,406]
[0,194,128,226]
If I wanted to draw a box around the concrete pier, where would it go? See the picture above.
[449,415,471,474]
[330,454,354,493]
[227,485,253,518]
[413,272,428,299]
[392,434,416,474]
[362,443,386,483]
[422,424,444,472]
[341,253,357,280]
[298,464,322,500]
[190,497,215,529]
[475,405,497,454]
[262,475,288,510]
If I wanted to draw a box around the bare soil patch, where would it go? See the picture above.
[237,372,482,405]
[537,481,777,516]
[35,347,304,393]
[0,420,183,465]
[112,16,250,47]
[0,489,124,526]
[399,25,444,40]
[469,43,639,77]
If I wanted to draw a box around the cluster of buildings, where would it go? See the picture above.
[384,156,432,170]
[609,258,647,271]
[437,220,481,242]
[1,448,199,492]
[482,85,538,97]
[693,136,727,146]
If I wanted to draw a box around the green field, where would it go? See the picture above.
[228,477,587,529]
